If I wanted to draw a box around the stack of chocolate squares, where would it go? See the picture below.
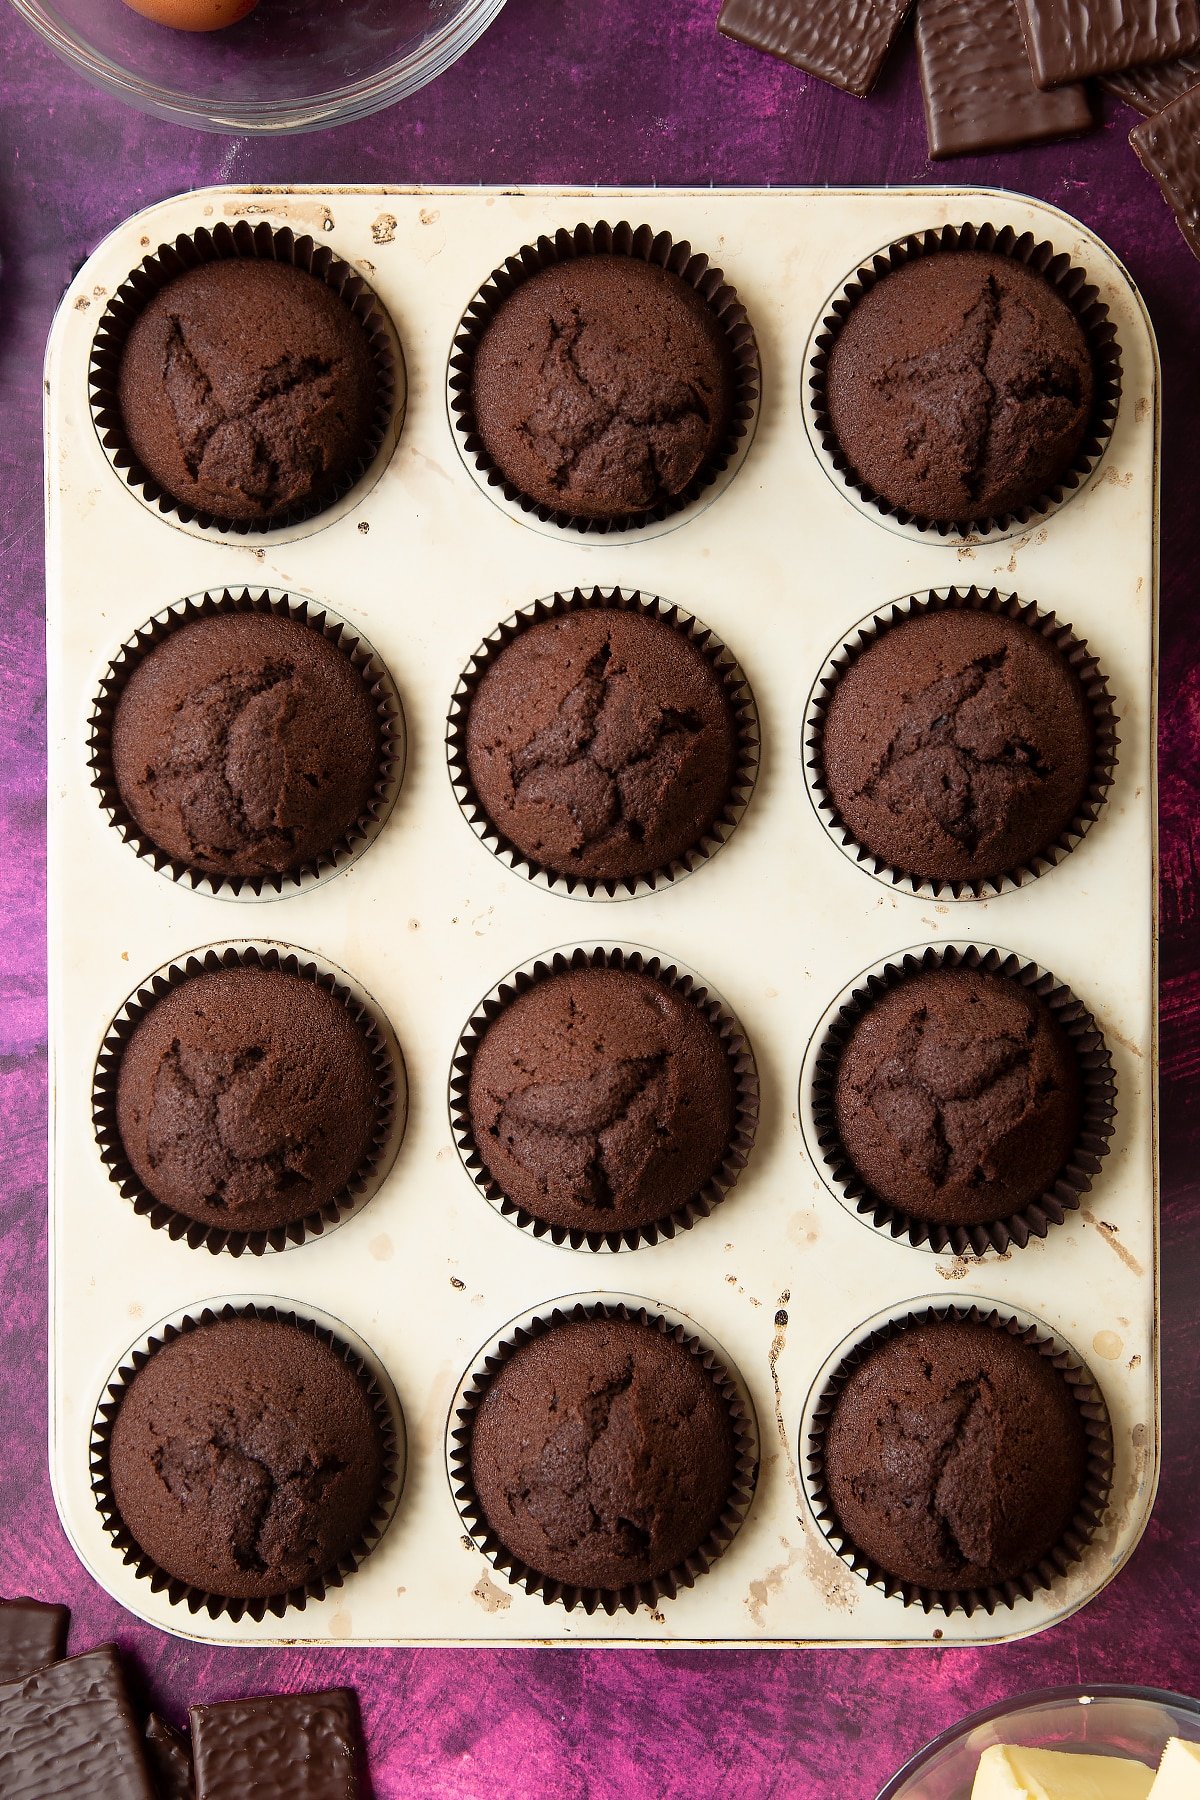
[718,0,1200,261]
[0,1597,367,1799]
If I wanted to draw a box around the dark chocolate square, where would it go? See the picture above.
[0,1646,157,1800]
[1131,83,1200,259]
[717,0,916,98]
[145,1714,194,1800]
[1015,0,1200,87]
[1103,50,1200,114]
[0,1600,68,1684]
[190,1689,362,1800]
[916,0,1092,156]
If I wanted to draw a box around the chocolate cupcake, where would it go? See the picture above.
[450,222,759,533]
[809,945,1115,1256]
[90,220,398,534]
[452,948,757,1250]
[92,1307,399,1619]
[810,225,1121,536]
[810,592,1116,895]
[449,591,757,894]
[97,598,398,891]
[96,949,398,1254]
[806,1306,1112,1613]
[449,1301,757,1612]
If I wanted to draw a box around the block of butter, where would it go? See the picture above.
[1150,1740,1200,1797]
[972,1745,1155,1800]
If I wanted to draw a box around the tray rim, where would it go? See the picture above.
[43,181,1162,1650]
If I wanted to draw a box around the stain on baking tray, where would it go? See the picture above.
[1080,1207,1145,1276]
[746,1539,804,1627]
[472,1573,511,1613]
[372,214,397,245]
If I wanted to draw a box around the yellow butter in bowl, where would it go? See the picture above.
[1150,1741,1200,1797]
[972,1745,1155,1800]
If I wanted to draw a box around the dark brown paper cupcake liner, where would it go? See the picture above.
[88,588,405,900]
[89,217,401,537]
[804,586,1119,900]
[807,222,1123,539]
[449,944,759,1252]
[447,219,760,535]
[90,1300,402,1622]
[92,942,403,1257]
[447,1296,759,1614]
[808,943,1116,1257]
[446,588,760,899]
[803,1300,1114,1617]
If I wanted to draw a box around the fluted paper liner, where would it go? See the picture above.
[804,586,1118,899]
[447,1297,759,1615]
[88,587,404,900]
[808,221,1123,539]
[808,943,1116,1257]
[446,587,760,899]
[91,1301,402,1622]
[89,218,400,536]
[448,219,760,535]
[803,1301,1114,1617]
[93,943,402,1256]
[449,944,758,1252]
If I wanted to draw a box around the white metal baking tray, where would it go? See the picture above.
[45,185,1158,1646]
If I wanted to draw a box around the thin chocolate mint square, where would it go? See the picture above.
[917,0,1092,156]
[0,1599,68,1684]
[718,0,915,97]
[1131,83,1200,259]
[0,1646,156,1800]
[1104,49,1200,114]
[1015,0,1200,87]
[191,1689,362,1800]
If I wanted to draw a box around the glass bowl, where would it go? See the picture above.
[879,1687,1200,1800]
[9,0,507,133]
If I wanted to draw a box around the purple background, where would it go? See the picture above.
[3,4,1200,1794]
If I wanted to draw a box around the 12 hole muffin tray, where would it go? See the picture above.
[45,186,1158,1647]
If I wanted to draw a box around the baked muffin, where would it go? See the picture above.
[113,965,381,1236]
[106,1315,388,1603]
[468,1314,738,1593]
[832,964,1082,1230]
[116,259,376,524]
[819,606,1096,887]
[466,964,737,1239]
[110,610,384,882]
[823,249,1095,525]
[821,1317,1090,1593]
[463,607,739,883]
[469,256,735,521]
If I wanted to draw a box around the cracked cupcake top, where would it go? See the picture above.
[824,249,1095,525]
[833,965,1082,1229]
[466,965,736,1239]
[114,965,381,1235]
[469,256,735,521]
[822,1318,1089,1593]
[116,259,377,524]
[110,611,383,881]
[819,607,1095,887]
[108,1316,387,1601]
[468,1314,738,1592]
[463,607,739,883]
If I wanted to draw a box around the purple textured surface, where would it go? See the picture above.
[2,4,1200,1797]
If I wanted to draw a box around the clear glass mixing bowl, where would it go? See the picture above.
[9,0,507,133]
[878,1687,1200,1800]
